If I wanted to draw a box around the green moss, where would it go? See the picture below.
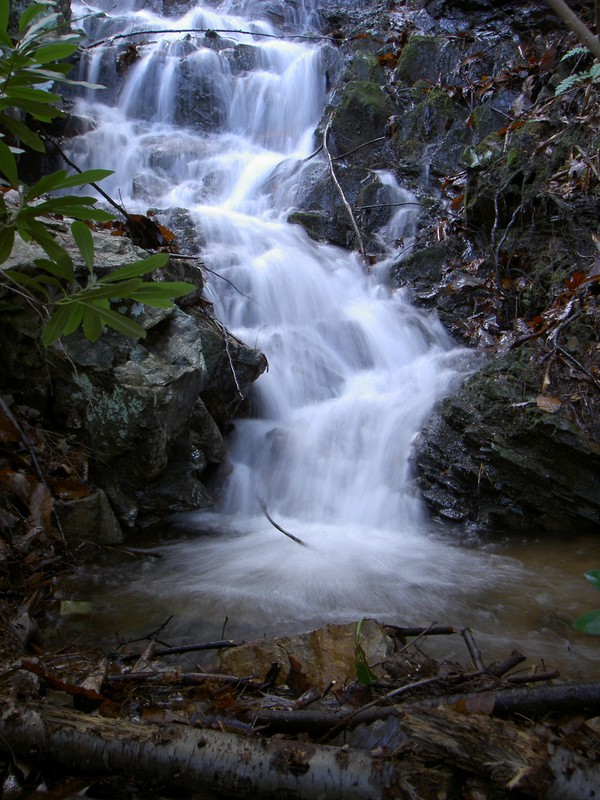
[344,53,386,85]
[395,35,443,85]
[339,80,392,118]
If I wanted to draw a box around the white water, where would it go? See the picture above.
[64,0,600,677]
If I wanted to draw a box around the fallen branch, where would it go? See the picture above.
[256,496,307,547]
[0,699,399,800]
[84,28,339,50]
[323,115,367,265]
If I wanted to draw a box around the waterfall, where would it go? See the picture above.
[66,0,525,642]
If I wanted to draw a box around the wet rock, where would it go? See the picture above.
[218,619,394,689]
[416,350,600,531]
[0,226,267,531]
[55,490,124,547]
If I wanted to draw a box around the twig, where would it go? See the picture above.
[211,318,244,399]
[0,395,68,548]
[256,496,308,547]
[354,201,423,210]
[461,627,485,671]
[319,675,443,743]
[333,135,387,161]
[384,624,455,638]
[323,114,367,265]
[554,343,600,390]
[84,27,339,50]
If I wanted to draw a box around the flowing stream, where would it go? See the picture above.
[62,0,600,678]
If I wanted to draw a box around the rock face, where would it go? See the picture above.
[417,349,600,531]
[1,226,267,534]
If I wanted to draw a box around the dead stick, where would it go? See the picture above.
[256,496,307,547]
[484,650,526,678]
[318,675,443,743]
[84,27,339,49]
[384,624,455,638]
[323,115,367,265]
[544,0,600,59]
[506,670,560,684]
[104,672,262,690]
[120,640,237,662]
[0,396,68,548]
[461,628,485,671]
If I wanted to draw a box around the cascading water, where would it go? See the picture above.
[63,0,599,676]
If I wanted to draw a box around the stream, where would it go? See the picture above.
[61,0,600,679]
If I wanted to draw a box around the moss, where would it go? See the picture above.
[338,80,392,119]
[395,35,443,85]
[343,53,386,86]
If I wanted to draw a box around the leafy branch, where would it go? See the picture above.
[0,0,194,346]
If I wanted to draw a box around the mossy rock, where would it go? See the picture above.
[330,80,394,154]
[394,35,445,86]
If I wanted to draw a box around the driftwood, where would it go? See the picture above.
[0,699,397,800]
[2,697,599,799]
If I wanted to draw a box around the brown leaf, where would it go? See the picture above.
[536,394,562,414]
[286,655,312,695]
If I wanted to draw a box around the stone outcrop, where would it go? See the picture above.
[1,225,267,536]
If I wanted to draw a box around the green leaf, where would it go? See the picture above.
[0,114,45,152]
[0,139,18,185]
[59,169,113,189]
[19,12,61,49]
[33,256,74,282]
[130,281,195,306]
[71,221,94,270]
[24,169,69,200]
[42,302,76,346]
[68,278,143,302]
[584,571,600,591]
[84,301,147,340]
[100,252,171,283]
[0,0,8,34]
[0,225,14,263]
[573,609,600,636]
[2,98,62,122]
[5,86,61,103]
[18,3,52,34]
[82,303,103,341]
[560,46,590,63]
[62,302,84,336]
[17,217,66,262]
[33,41,78,63]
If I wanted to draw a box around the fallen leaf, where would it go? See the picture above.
[536,394,562,414]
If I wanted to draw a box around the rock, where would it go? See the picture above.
[416,349,600,531]
[217,619,394,689]
[0,226,267,531]
[55,489,124,547]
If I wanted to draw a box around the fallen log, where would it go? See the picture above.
[0,699,399,800]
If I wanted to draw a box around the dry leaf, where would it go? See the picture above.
[536,394,562,414]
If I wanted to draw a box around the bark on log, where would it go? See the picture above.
[0,699,398,800]
[545,0,600,58]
